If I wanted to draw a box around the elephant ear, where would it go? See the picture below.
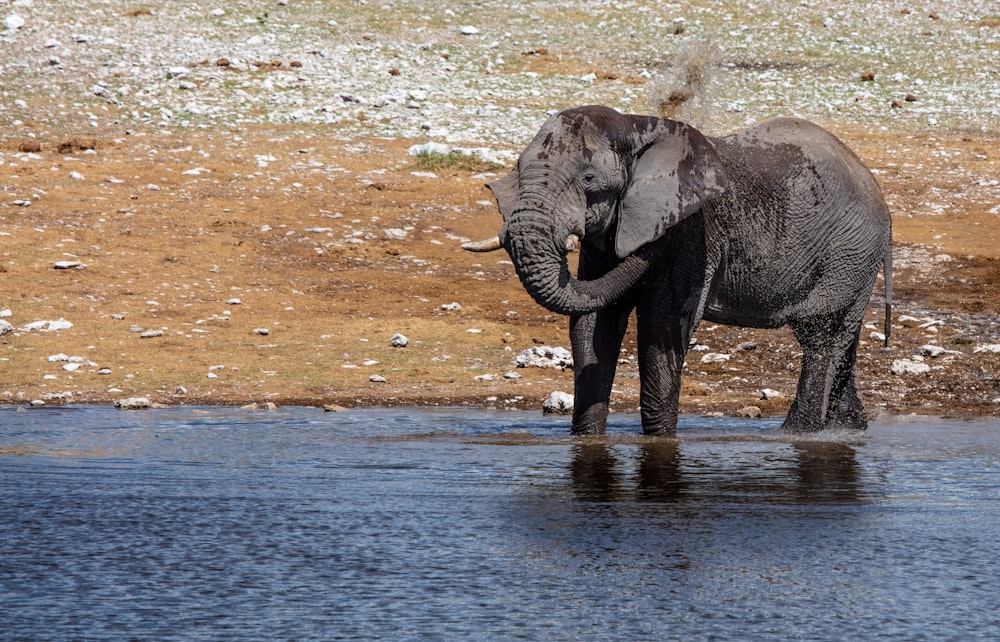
[486,168,519,220]
[615,120,728,259]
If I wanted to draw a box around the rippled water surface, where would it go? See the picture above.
[2,406,999,640]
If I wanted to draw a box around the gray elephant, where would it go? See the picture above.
[465,105,892,435]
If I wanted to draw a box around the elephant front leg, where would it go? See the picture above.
[636,314,691,436]
[569,307,631,435]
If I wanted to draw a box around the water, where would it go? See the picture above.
[2,407,999,641]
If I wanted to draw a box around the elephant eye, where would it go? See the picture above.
[581,172,596,185]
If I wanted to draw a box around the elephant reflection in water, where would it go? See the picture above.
[569,441,863,504]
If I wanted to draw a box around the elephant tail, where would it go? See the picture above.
[882,243,892,347]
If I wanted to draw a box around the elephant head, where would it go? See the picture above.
[465,105,728,315]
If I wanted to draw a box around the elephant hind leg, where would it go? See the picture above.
[783,314,867,433]
[825,328,868,431]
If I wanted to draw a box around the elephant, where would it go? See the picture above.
[464,105,892,435]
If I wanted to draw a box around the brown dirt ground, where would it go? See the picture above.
[1,123,999,420]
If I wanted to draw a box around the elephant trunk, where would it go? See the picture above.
[504,211,655,316]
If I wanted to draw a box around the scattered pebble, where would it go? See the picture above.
[140,329,164,338]
[891,359,931,375]
[369,374,387,383]
[53,260,87,270]
[253,328,270,336]
[760,388,784,400]
[21,319,73,332]
[115,396,153,409]
[700,352,731,364]
[736,405,762,418]
[4,13,25,30]
[515,346,573,370]
[542,391,574,414]
[390,333,409,347]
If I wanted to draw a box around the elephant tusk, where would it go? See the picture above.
[565,234,580,253]
[461,235,502,252]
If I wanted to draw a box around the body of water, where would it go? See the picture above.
[2,406,998,640]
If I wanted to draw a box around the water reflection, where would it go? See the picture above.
[3,408,1000,641]
[569,438,864,505]
[792,442,863,503]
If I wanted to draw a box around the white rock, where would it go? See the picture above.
[474,374,494,381]
[542,391,574,414]
[459,25,480,35]
[63,363,81,372]
[226,298,242,305]
[47,354,70,362]
[253,328,270,336]
[4,13,25,30]
[22,319,73,332]
[167,66,190,78]
[408,142,450,156]
[441,302,462,311]
[0,320,13,335]
[140,329,164,338]
[53,260,86,269]
[390,333,409,347]
[504,371,521,379]
[115,396,152,410]
[515,346,573,370]
[369,374,387,383]
[974,344,1000,354]
[922,344,961,358]
[0,309,11,317]
[760,388,784,400]
[383,228,408,240]
[210,8,225,17]
[700,352,731,364]
[891,359,931,376]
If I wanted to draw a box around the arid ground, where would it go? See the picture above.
[2,125,998,419]
[1,1,998,420]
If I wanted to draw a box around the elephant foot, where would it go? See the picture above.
[779,407,824,434]
[641,411,679,437]
[572,402,609,436]
[825,407,868,432]
[571,423,607,436]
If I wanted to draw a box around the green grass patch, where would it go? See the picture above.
[411,150,503,173]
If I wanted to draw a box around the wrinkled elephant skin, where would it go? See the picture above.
[471,105,892,435]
